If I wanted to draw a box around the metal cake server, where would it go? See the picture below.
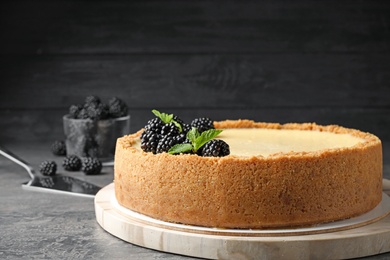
[0,145,101,198]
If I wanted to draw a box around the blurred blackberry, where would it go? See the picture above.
[62,155,82,171]
[39,161,57,176]
[85,95,101,106]
[144,118,164,134]
[141,131,160,154]
[86,146,99,157]
[156,135,179,153]
[82,157,102,175]
[51,140,66,156]
[191,118,214,133]
[86,103,109,120]
[160,122,180,137]
[108,97,128,118]
[77,108,89,119]
[84,137,99,157]
[199,139,230,157]
[68,104,82,119]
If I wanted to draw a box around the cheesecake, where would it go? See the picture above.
[114,120,383,228]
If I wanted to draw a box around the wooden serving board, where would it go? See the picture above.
[95,183,390,259]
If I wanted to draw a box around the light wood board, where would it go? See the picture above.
[95,183,390,259]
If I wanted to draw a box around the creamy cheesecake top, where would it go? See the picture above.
[131,128,364,157]
[219,128,364,157]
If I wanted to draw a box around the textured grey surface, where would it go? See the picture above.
[0,142,196,260]
[0,141,389,259]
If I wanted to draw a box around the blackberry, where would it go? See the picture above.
[62,155,82,171]
[69,104,82,119]
[181,123,192,135]
[39,161,57,176]
[176,133,187,144]
[51,140,66,156]
[160,122,180,137]
[77,108,89,119]
[141,131,160,154]
[156,135,179,153]
[191,118,214,133]
[108,97,128,118]
[172,115,184,126]
[176,134,192,153]
[199,139,230,157]
[144,118,164,134]
[85,103,109,120]
[98,103,110,120]
[82,157,102,175]
[85,95,101,106]
[172,116,190,134]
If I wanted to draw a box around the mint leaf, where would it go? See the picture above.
[168,129,223,154]
[151,109,162,118]
[172,120,183,132]
[193,129,223,152]
[152,109,183,132]
[186,127,200,143]
[152,109,173,124]
[168,143,193,155]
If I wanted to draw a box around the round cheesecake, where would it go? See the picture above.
[114,120,383,228]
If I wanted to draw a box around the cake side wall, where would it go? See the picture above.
[114,134,383,229]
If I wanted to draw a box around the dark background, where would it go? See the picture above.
[1,0,389,150]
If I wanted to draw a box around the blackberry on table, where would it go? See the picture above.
[62,155,82,171]
[39,161,57,176]
[51,140,66,156]
[108,97,128,118]
[191,117,214,133]
[141,131,160,154]
[156,135,179,154]
[199,139,230,157]
[82,157,102,175]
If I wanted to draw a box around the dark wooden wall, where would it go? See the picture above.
[1,0,389,145]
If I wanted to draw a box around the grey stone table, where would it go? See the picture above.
[1,141,390,260]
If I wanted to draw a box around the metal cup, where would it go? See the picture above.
[63,115,130,161]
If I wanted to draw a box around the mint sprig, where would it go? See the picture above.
[168,143,193,154]
[152,109,173,124]
[152,109,182,132]
[168,127,223,155]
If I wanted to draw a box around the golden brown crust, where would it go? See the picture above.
[114,120,383,228]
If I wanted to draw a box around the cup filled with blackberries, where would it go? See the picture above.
[63,96,130,161]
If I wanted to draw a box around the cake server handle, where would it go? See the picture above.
[0,145,35,180]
